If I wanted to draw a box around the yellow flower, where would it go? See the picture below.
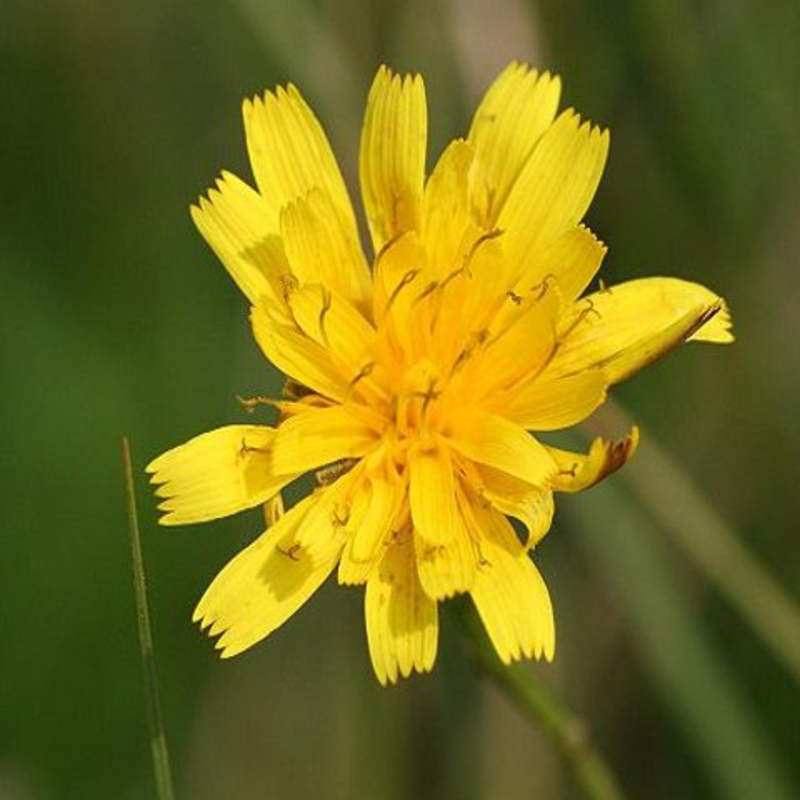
[147,63,732,684]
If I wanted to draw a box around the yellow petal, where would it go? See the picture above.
[190,171,291,307]
[146,426,293,526]
[468,63,561,226]
[408,441,461,549]
[414,483,477,600]
[550,277,733,385]
[414,534,477,601]
[337,448,406,585]
[287,284,378,382]
[372,230,427,316]
[294,461,366,549]
[533,225,607,306]
[359,66,427,253]
[547,427,640,493]
[194,495,344,658]
[365,539,438,685]
[420,139,478,279]
[446,228,510,321]
[474,464,555,548]
[467,500,555,663]
[448,410,557,487]
[501,368,607,430]
[350,471,401,562]
[338,492,394,586]
[250,306,350,402]
[499,111,609,283]
[279,188,372,312]
[242,84,357,234]
[371,231,430,359]
[426,232,514,374]
[271,404,378,476]
[470,284,562,397]
[263,493,285,527]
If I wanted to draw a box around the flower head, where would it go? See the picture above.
[147,63,732,684]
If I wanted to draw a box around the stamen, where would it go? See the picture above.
[263,494,285,527]
[373,231,406,271]
[440,266,464,289]
[414,234,503,329]
[282,377,315,400]
[279,272,298,302]
[386,269,420,312]
[277,543,302,561]
[236,394,273,413]
[559,297,601,340]
[239,437,269,458]
[418,380,441,418]
[317,287,333,345]
[461,228,504,278]
[492,321,560,394]
[530,273,556,301]
[347,361,376,393]
[413,280,440,306]
[476,543,492,569]
[449,328,490,377]
[404,387,438,434]
[332,501,351,527]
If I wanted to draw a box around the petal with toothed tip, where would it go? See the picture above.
[467,499,555,663]
[365,539,438,685]
[146,426,295,526]
[360,66,427,252]
[194,494,344,658]
[499,111,609,285]
[467,62,562,226]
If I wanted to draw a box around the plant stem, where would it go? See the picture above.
[122,437,177,800]
[456,604,626,800]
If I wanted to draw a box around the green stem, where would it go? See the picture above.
[122,437,177,800]
[456,604,626,800]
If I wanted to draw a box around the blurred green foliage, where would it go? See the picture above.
[1,0,797,798]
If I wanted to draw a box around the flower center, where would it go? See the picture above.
[392,358,445,440]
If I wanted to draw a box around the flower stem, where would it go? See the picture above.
[122,437,177,800]
[456,602,625,800]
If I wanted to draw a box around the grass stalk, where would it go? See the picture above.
[122,437,177,800]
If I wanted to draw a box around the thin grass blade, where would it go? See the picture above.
[122,436,177,800]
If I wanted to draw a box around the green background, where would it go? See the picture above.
[1,0,798,798]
